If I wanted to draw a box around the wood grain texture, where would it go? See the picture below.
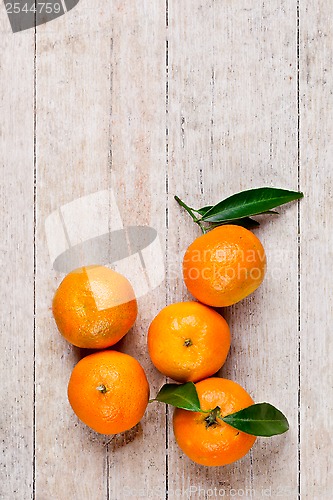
[300,3,333,499]
[1,0,332,498]
[35,7,113,498]
[0,15,35,500]
[34,1,166,499]
[167,1,299,498]
[103,3,166,499]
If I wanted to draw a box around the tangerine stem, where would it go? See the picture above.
[96,384,108,394]
[204,406,221,428]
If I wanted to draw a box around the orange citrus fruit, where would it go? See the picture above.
[52,265,137,349]
[183,225,266,307]
[173,377,256,466]
[148,301,230,383]
[68,350,149,434]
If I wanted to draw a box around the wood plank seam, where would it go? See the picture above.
[297,1,301,499]
[165,1,170,498]
[33,18,37,500]
[106,34,113,500]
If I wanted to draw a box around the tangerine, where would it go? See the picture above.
[148,301,230,382]
[68,350,149,434]
[52,265,137,349]
[183,225,266,307]
[173,377,256,466]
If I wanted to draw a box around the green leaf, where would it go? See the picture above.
[200,187,303,223]
[151,382,202,412]
[196,208,277,219]
[211,217,260,229]
[222,403,289,437]
[195,209,260,230]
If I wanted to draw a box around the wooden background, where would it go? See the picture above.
[1,1,332,499]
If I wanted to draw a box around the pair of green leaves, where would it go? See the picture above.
[150,382,289,437]
[175,187,303,232]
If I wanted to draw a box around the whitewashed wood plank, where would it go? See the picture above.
[35,2,166,499]
[103,3,167,499]
[300,3,333,499]
[0,14,34,500]
[35,5,116,499]
[167,1,299,497]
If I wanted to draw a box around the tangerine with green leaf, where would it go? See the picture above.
[173,377,256,466]
[176,187,303,307]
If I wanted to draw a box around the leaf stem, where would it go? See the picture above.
[174,195,199,223]
[174,195,207,234]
